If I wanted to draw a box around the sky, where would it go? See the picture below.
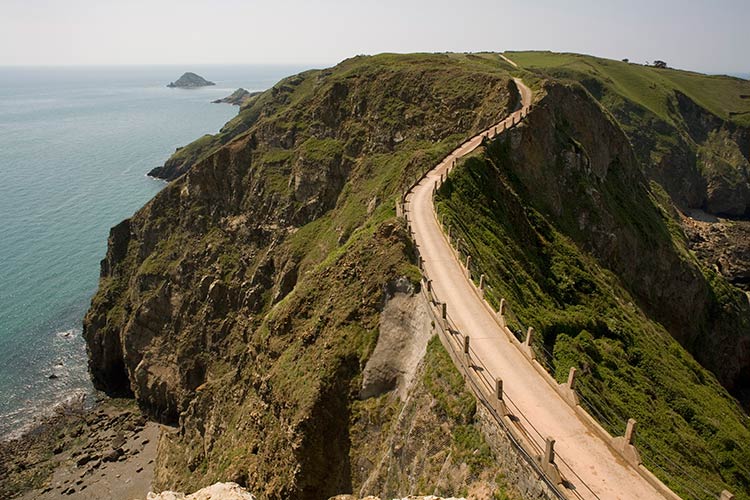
[0,0,747,74]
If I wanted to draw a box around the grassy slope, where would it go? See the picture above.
[435,143,750,499]
[507,51,750,127]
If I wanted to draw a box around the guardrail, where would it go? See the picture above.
[396,95,736,500]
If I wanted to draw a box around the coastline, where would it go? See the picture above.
[1,396,163,499]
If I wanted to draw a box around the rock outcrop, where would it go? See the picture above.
[683,210,750,290]
[167,73,215,88]
[212,88,260,106]
[146,483,255,500]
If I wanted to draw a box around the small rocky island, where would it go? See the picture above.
[212,88,261,106]
[167,72,215,88]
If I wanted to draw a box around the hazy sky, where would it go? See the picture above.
[0,0,747,73]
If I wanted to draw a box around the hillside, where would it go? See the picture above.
[81,51,750,500]
[508,51,750,217]
[435,74,750,498]
[83,53,523,499]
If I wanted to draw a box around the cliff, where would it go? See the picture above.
[85,51,750,499]
[85,53,522,499]
[435,77,750,498]
[508,51,750,292]
[167,72,215,88]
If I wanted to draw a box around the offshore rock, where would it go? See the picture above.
[167,73,215,88]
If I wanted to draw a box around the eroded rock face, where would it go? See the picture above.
[500,80,750,396]
[360,279,431,400]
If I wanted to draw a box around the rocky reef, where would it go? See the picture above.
[167,73,215,88]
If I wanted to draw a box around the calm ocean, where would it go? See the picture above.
[0,64,305,439]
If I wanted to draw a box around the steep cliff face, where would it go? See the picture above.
[501,81,750,390]
[84,53,520,498]
[436,79,750,498]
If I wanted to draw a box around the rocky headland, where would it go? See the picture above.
[167,73,215,88]
[212,88,261,106]
[8,51,750,500]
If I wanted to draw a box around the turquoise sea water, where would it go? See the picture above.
[0,65,304,439]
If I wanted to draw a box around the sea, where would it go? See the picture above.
[0,64,307,440]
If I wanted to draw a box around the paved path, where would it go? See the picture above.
[405,79,666,500]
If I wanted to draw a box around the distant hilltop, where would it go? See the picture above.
[167,72,215,88]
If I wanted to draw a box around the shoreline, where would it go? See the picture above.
[1,396,163,499]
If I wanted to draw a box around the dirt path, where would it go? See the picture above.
[405,79,666,500]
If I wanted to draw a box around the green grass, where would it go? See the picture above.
[436,147,750,500]
[508,51,750,127]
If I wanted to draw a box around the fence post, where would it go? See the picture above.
[523,327,536,360]
[544,437,555,465]
[567,367,577,390]
[624,418,637,446]
[498,298,506,327]
[465,255,471,273]
[541,437,562,484]
[479,274,485,292]
[560,367,580,407]
[463,335,470,355]
[614,418,642,467]
[494,377,508,415]
[441,302,447,320]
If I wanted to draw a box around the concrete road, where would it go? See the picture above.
[405,79,666,500]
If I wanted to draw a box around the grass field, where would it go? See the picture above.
[507,51,750,127]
